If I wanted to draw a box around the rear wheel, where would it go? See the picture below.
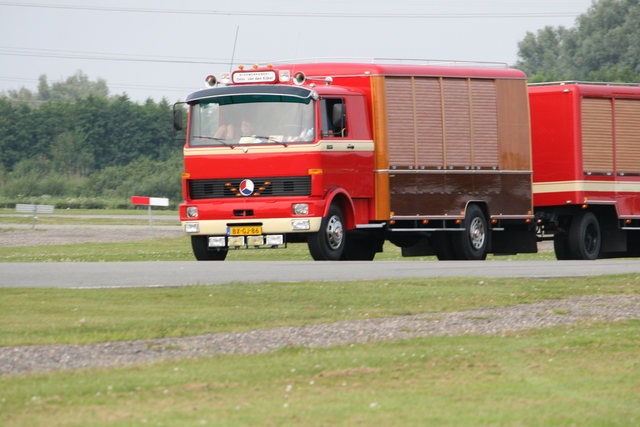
[568,211,601,260]
[191,235,228,261]
[308,204,345,260]
[452,205,489,260]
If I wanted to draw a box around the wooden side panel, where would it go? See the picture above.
[389,172,532,216]
[582,98,614,173]
[415,78,444,167]
[615,99,640,174]
[385,77,415,166]
[496,79,531,171]
[381,75,531,219]
[471,79,499,167]
[370,76,390,220]
[443,78,472,166]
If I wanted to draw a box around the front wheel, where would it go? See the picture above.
[191,235,228,261]
[308,204,345,260]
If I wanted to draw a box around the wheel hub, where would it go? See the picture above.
[326,215,344,249]
[470,217,486,250]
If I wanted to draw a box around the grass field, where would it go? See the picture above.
[1,211,638,425]
[1,276,640,426]
[2,320,638,426]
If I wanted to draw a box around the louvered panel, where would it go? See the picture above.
[582,98,613,173]
[471,79,499,168]
[414,78,444,167]
[385,77,416,166]
[443,79,472,167]
[615,99,640,173]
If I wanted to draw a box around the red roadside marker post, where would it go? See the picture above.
[130,197,169,229]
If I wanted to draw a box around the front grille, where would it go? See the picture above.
[189,176,311,199]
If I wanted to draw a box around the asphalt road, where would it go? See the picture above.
[2,259,639,288]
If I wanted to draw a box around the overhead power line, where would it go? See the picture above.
[0,47,235,65]
[0,2,581,18]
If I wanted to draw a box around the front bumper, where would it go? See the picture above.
[182,217,323,235]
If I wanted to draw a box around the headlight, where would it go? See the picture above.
[186,206,198,218]
[293,203,309,215]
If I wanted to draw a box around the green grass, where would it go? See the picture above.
[2,275,639,347]
[0,237,557,262]
[0,237,194,263]
[1,321,638,426]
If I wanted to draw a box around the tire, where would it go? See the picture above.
[308,204,345,260]
[191,235,228,261]
[568,211,601,260]
[553,235,573,260]
[452,205,489,261]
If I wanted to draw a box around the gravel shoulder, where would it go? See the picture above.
[1,294,638,376]
[0,227,184,247]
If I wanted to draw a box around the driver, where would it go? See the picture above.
[214,119,254,139]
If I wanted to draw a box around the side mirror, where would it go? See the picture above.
[173,108,183,131]
[332,103,346,130]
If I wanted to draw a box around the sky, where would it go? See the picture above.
[0,0,596,104]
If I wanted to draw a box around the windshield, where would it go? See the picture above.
[189,95,315,147]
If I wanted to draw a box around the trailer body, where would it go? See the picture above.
[530,83,640,259]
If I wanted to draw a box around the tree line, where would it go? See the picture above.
[1,0,637,208]
[0,72,184,208]
[515,0,640,82]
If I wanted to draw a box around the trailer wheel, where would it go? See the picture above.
[191,235,228,261]
[568,211,601,260]
[308,204,345,260]
[453,205,488,260]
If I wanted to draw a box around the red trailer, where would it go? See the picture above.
[176,61,536,261]
[530,82,640,259]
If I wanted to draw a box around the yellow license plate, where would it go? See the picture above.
[228,226,262,236]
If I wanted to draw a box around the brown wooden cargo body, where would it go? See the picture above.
[371,75,533,221]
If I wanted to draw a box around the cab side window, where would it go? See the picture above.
[321,98,347,138]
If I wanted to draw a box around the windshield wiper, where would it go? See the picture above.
[250,136,288,147]
[192,135,236,148]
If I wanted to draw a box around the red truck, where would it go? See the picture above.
[175,61,537,261]
[530,82,640,260]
